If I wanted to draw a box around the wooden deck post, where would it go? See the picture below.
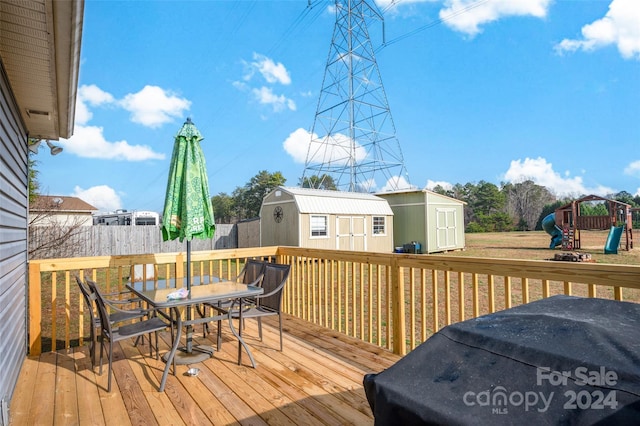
[390,257,406,355]
[175,253,184,287]
[28,262,42,355]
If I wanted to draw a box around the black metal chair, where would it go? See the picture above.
[202,259,267,340]
[230,263,290,351]
[235,259,267,287]
[74,275,148,368]
[88,280,168,392]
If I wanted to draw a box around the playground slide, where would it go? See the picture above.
[604,225,624,254]
[541,213,562,249]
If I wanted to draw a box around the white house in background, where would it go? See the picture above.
[260,186,394,253]
[29,195,98,226]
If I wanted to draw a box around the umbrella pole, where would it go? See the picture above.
[186,240,193,353]
[163,239,213,365]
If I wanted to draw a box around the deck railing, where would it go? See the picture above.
[28,246,640,356]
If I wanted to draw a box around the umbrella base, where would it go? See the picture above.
[163,345,214,365]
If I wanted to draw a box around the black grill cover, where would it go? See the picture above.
[364,295,640,425]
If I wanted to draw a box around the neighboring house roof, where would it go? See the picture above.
[0,0,84,139]
[271,186,394,215]
[30,196,98,213]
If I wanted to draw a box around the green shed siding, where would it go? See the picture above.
[389,204,426,250]
[378,189,466,253]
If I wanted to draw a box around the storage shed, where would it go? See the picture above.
[260,187,394,252]
[377,189,466,253]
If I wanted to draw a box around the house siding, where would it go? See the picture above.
[0,62,28,410]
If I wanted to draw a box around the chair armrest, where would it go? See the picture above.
[104,297,141,305]
[103,299,150,316]
[102,289,141,304]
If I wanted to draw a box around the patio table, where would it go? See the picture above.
[127,281,263,392]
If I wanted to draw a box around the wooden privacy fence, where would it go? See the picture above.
[28,224,237,259]
[28,247,640,356]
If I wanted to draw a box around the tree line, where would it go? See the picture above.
[211,171,336,223]
[212,171,640,232]
[430,180,640,232]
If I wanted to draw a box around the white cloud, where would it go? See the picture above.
[75,98,92,126]
[70,84,169,161]
[283,128,313,163]
[119,85,191,128]
[440,0,551,37]
[285,128,367,166]
[503,157,616,197]
[75,84,116,126]
[62,125,165,161]
[80,84,115,105]
[555,0,640,60]
[252,87,296,112]
[232,80,248,91]
[355,178,378,192]
[250,53,291,85]
[425,180,454,191]
[72,185,122,212]
[624,160,640,177]
[380,175,415,192]
[237,53,295,115]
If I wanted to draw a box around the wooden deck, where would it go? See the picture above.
[9,315,401,425]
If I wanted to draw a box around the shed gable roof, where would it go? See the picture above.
[376,188,467,205]
[271,187,393,215]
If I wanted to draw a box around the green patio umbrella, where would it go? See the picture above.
[161,117,215,361]
[162,117,215,245]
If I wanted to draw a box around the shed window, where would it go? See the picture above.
[310,215,328,237]
[373,216,386,235]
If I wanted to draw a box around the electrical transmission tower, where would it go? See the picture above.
[302,0,410,192]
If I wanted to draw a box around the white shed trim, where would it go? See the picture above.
[272,187,393,215]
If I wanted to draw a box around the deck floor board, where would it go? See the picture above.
[10,315,399,425]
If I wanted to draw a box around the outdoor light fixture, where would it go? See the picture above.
[28,140,41,154]
[47,140,63,155]
[28,139,63,155]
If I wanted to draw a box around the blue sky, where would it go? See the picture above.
[34,0,640,213]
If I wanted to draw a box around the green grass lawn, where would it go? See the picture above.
[441,230,639,266]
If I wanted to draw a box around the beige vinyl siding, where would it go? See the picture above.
[260,187,394,252]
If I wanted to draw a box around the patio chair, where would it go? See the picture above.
[88,280,168,392]
[236,259,267,285]
[74,275,149,368]
[202,259,266,339]
[229,263,290,351]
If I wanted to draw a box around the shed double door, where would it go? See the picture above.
[436,208,458,250]
[336,216,366,251]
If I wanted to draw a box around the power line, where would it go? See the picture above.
[376,0,490,51]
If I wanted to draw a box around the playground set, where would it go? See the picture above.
[542,195,634,254]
